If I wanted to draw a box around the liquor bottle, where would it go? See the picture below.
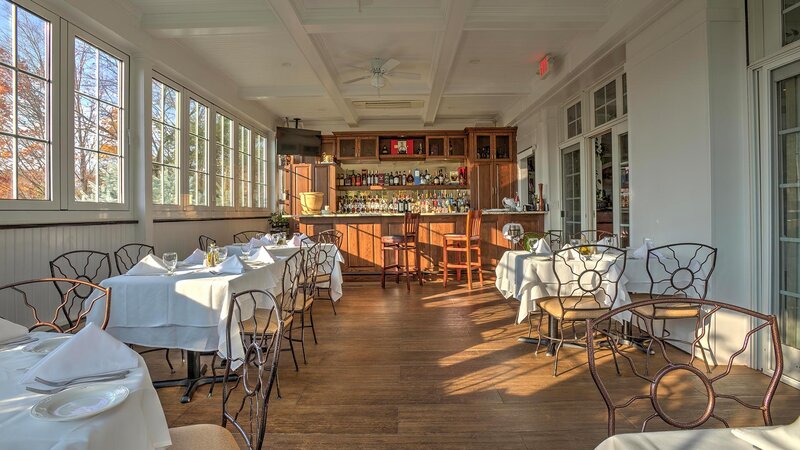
[393,172,400,186]
[413,168,421,185]
[406,171,413,186]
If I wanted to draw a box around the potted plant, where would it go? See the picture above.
[269,209,290,232]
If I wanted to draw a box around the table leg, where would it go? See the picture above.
[517,315,559,356]
[152,350,232,403]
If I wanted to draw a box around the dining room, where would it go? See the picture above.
[0,0,799,449]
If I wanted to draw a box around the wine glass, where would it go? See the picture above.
[241,243,251,261]
[218,247,228,261]
[163,252,178,276]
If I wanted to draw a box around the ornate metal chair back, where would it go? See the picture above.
[114,243,155,274]
[280,249,304,316]
[233,231,268,244]
[551,244,627,318]
[646,243,717,299]
[49,250,111,328]
[198,235,216,251]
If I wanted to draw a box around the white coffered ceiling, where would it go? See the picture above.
[128,0,613,128]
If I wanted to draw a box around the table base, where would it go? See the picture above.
[153,351,235,403]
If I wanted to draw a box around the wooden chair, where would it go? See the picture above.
[443,210,483,290]
[381,212,422,291]
[632,243,718,373]
[233,230,267,244]
[170,289,282,450]
[304,230,342,314]
[0,277,111,333]
[587,298,783,436]
[198,235,216,251]
[535,244,626,376]
[49,250,111,329]
[114,243,154,274]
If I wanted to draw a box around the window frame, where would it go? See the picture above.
[253,132,269,209]
[212,109,235,210]
[183,90,212,213]
[150,72,182,210]
[65,23,129,212]
[236,122,252,209]
[588,71,627,132]
[0,0,60,211]
[564,98,583,141]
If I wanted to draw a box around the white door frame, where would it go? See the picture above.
[585,121,629,239]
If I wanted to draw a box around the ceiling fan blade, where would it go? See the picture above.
[385,71,421,80]
[342,75,370,84]
[380,58,400,73]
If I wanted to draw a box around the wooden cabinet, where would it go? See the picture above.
[469,162,517,209]
[336,136,379,160]
[467,128,516,161]
[313,164,337,211]
[426,134,467,160]
[284,163,312,215]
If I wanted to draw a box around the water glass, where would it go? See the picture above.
[218,247,228,261]
[569,239,580,248]
[241,243,251,261]
[163,252,178,276]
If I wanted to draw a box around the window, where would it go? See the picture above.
[593,80,617,127]
[151,79,179,205]
[566,101,582,139]
[237,124,251,208]
[622,73,628,115]
[254,134,268,208]
[784,0,800,46]
[188,98,209,206]
[73,36,124,204]
[214,113,233,207]
[0,0,50,201]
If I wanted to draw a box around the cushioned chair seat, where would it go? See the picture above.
[538,297,610,320]
[169,424,238,450]
[633,303,701,319]
[444,233,479,240]
[381,235,404,244]
[240,309,291,333]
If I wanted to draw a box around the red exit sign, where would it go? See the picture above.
[538,55,553,79]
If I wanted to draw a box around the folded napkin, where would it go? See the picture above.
[182,248,206,266]
[214,255,246,274]
[633,241,663,259]
[20,323,138,384]
[260,235,276,246]
[290,233,309,247]
[126,254,168,275]
[531,238,551,256]
[732,416,800,450]
[502,223,524,241]
[249,246,275,264]
[597,237,613,246]
[249,237,265,249]
[0,317,28,343]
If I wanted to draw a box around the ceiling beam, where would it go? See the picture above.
[303,20,442,34]
[140,11,277,37]
[267,0,359,127]
[422,0,470,126]
[239,85,327,99]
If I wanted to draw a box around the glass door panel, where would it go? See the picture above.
[776,68,800,381]
[448,136,466,157]
[562,143,581,239]
[476,135,491,160]
[594,132,614,239]
[619,133,630,247]
[495,134,511,159]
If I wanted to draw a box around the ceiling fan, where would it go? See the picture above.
[341,58,422,89]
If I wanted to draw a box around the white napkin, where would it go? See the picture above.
[732,416,800,450]
[0,317,28,343]
[182,248,206,266]
[502,223,524,241]
[260,235,276,246]
[531,238,551,256]
[20,323,138,384]
[249,246,275,264]
[214,255,246,274]
[633,241,663,259]
[126,254,168,276]
[597,237,613,246]
[290,233,309,247]
[249,237,265,248]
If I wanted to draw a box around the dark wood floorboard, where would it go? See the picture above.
[143,282,800,449]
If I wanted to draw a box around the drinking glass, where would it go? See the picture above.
[163,252,178,276]
[218,247,228,261]
[241,243,251,261]
[569,239,580,248]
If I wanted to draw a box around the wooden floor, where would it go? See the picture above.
[146,282,800,449]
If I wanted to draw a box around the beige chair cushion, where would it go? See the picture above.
[633,303,701,319]
[169,424,238,450]
[538,297,610,321]
[240,309,291,334]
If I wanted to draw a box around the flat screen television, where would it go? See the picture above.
[276,127,322,157]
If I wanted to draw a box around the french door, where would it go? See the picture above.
[589,123,629,246]
[561,143,582,239]
[773,62,800,382]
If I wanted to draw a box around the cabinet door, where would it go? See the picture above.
[474,134,492,160]
[427,136,446,158]
[358,137,378,159]
[494,133,512,160]
[313,164,336,211]
[289,164,312,215]
[337,137,357,159]
[470,164,496,209]
[447,136,466,158]
[495,162,516,204]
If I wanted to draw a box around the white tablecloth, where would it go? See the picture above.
[86,262,279,363]
[226,243,345,302]
[0,332,170,450]
[595,427,773,450]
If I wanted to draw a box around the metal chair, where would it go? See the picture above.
[199,235,217,251]
[284,243,319,366]
[575,229,616,243]
[587,298,783,436]
[535,244,627,376]
[304,231,343,314]
[381,213,422,291]
[233,230,268,244]
[633,243,718,373]
[521,230,562,252]
[114,243,155,274]
[49,250,111,329]
[169,289,282,450]
[443,210,483,290]
[0,277,111,333]
[279,249,304,373]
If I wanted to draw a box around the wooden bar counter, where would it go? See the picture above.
[292,211,546,277]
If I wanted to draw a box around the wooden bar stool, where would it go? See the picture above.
[381,212,422,291]
[443,210,483,290]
